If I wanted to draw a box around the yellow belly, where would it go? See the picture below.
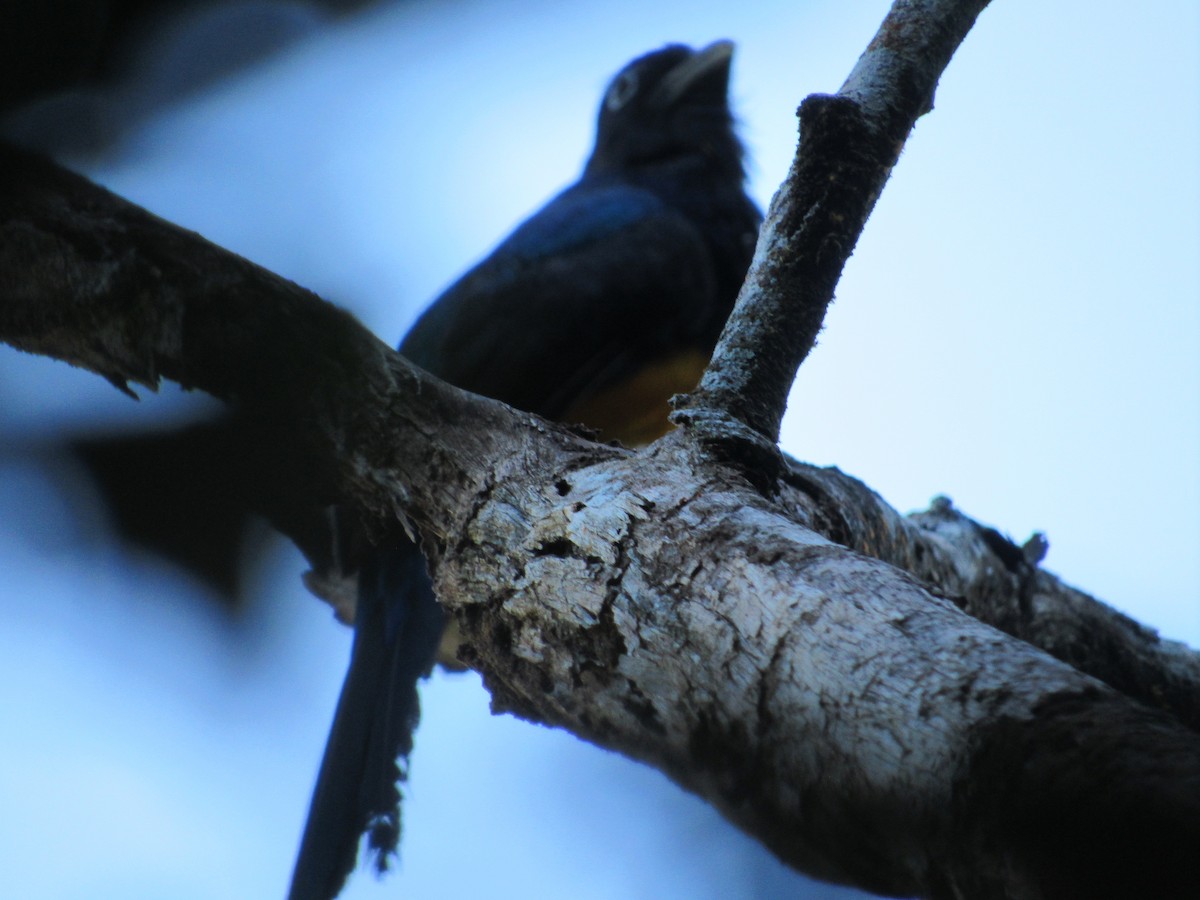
[561,349,710,447]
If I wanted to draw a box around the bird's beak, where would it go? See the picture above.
[656,40,734,106]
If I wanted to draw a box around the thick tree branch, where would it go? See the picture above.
[681,0,991,443]
[442,432,1199,900]
[0,143,598,550]
[776,464,1200,733]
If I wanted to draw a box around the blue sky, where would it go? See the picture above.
[1,2,1196,898]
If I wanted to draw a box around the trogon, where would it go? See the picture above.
[289,40,762,900]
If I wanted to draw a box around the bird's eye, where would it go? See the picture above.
[605,71,639,111]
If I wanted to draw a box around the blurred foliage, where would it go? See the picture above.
[1,0,401,117]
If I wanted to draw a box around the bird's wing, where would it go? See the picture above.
[400,181,720,423]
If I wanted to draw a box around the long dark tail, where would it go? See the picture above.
[288,536,446,900]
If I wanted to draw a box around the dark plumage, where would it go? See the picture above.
[403,42,757,435]
[289,41,761,900]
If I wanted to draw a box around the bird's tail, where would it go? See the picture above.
[289,536,445,900]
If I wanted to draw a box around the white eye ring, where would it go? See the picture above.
[605,71,639,111]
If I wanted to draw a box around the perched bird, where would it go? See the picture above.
[289,40,762,900]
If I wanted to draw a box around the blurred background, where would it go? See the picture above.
[1,1,1196,898]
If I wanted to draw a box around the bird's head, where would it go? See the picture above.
[584,41,745,180]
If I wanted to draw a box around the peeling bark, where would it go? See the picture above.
[439,434,1200,898]
[778,464,1200,733]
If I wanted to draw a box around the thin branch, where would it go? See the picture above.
[681,0,992,444]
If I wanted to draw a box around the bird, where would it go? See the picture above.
[288,40,762,900]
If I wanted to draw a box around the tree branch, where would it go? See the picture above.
[681,0,992,443]
[776,463,1200,733]
[0,143,603,552]
[4,135,1199,898]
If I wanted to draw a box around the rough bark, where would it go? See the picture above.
[778,464,1200,734]
[2,1,1199,897]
